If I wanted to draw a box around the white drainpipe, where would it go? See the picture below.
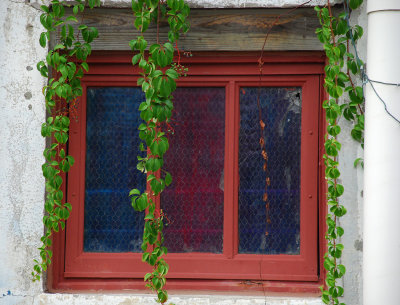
[364,0,400,304]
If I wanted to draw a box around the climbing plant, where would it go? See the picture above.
[33,0,101,281]
[34,0,189,303]
[315,0,364,304]
[128,0,190,302]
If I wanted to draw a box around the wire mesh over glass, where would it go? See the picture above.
[239,87,302,255]
[84,87,146,253]
[162,87,225,253]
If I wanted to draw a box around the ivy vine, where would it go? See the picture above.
[34,0,189,302]
[315,0,364,304]
[33,0,101,281]
[128,0,190,303]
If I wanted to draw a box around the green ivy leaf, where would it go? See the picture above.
[337,264,346,276]
[81,62,89,72]
[66,155,75,166]
[349,0,363,10]
[55,175,63,189]
[150,179,162,195]
[147,174,156,182]
[73,5,79,15]
[61,116,70,128]
[139,102,149,111]
[60,160,70,172]
[39,32,47,48]
[64,203,72,211]
[354,157,363,168]
[157,290,168,303]
[153,158,163,171]
[337,226,344,237]
[131,53,141,65]
[144,272,152,281]
[66,16,78,23]
[142,252,150,262]
[165,172,172,186]
[166,68,179,79]
[129,188,141,196]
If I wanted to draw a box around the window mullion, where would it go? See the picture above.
[223,80,237,259]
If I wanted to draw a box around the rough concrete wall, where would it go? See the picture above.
[0,0,365,304]
[0,0,47,305]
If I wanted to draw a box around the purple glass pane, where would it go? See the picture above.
[162,87,225,253]
[84,87,146,253]
[239,87,302,255]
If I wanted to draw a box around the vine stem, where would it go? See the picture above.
[316,0,365,303]
[258,0,313,60]
[329,2,339,303]
[175,41,181,66]
[156,0,161,44]
[254,2,315,301]
[327,0,336,45]
[129,0,190,302]
[346,39,364,115]
[256,0,314,239]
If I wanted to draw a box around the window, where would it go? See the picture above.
[50,52,325,292]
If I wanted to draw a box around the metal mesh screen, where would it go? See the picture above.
[83,87,146,253]
[238,87,302,255]
[162,87,225,253]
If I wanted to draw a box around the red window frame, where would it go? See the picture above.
[49,52,327,293]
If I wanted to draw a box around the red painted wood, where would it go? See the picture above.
[224,81,235,259]
[319,72,329,289]
[51,277,323,294]
[85,51,325,64]
[84,63,324,77]
[50,53,325,292]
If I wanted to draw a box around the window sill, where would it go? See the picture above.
[49,277,323,295]
[37,292,324,305]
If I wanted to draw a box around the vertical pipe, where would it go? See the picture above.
[364,1,400,304]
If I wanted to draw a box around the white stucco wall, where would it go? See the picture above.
[0,0,365,304]
[0,0,47,304]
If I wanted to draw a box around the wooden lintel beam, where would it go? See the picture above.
[55,8,328,51]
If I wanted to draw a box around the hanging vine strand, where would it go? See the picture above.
[128,0,190,303]
[315,0,364,303]
[33,0,101,281]
[33,1,190,302]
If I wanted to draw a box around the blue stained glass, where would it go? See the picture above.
[239,87,302,255]
[83,87,146,253]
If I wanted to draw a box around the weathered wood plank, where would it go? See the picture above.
[56,8,325,51]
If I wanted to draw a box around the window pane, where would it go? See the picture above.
[239,87,302,254]
[162,87,225,253]
[84,87,146,253]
